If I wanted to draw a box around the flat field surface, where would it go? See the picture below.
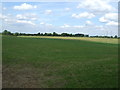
[2,36,118,88]
[19,36,118,44]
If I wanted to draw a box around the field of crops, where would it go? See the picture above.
[19,36,118,44]
[2,36,118,88]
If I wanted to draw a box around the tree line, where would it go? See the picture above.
[2,30,89,37]
[2,30,118,38]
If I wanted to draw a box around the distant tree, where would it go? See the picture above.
[110,36,113,38]
[37,32,41,36]
[84,35,89,37]
[14,32,19,36]
[75,34,84,37]
[53,32,58,36]
[19,33,22,36]
[61,33,68,36]
[47,33,52,36]
[2,30,12,35]
[114,35,117,38]
[40,33,43,36]
[44,33,48,36]
[69,34,73,37]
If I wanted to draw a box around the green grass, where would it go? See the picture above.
[3,36,118,88]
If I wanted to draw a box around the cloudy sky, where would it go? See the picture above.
[1,0,119,36]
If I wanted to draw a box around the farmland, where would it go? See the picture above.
[19,36,118,44]
[2,36,118,88]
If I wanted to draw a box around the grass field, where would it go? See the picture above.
[19,36,118,44]
[2,36,118,88]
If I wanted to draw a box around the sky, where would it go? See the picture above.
[0,0,119,36]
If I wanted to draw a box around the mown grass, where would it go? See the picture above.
[2,36,118,88]
[19,36,118,44]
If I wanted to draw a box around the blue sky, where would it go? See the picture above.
[1,0,118,36]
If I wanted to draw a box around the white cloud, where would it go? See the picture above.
[4,19,10,22]
[3,7,6,10]
[61,24,85,28]
[107,0,119,2]
[106,21,118,26]
[13,3,37,10]
[77,0,116,13]
[95,25,104,30]
[61,24,70,28]
[45,10,52,15]
[40,22,53,27]
[73,25,84,28]
[16,14,27,20]
[72,12,95,19]
[46,23,53,26]
[99,13,118,26]
[99,17,108,23]
[1,13,36,26]
[1,14,16,22]
[31,18,37,21]
[99,13,117,23]
[16,13,37,21]
[65,8,71,11]
[16,20,35,25]
[86,20,93,25]
[0,14,11,23]
[0,14,7,19]
[40,22,45,25]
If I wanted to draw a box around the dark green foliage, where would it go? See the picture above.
[2,30,12,35]
[75,34,84,37]
[37,32,40,35]
[53,32,58,36]
[61,33,69,36]
[84,35,89,37]
[2,30,118,38]
[14,32,19,36]
[114,35,117,38]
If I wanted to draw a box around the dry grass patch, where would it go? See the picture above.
[18,36,118,44]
